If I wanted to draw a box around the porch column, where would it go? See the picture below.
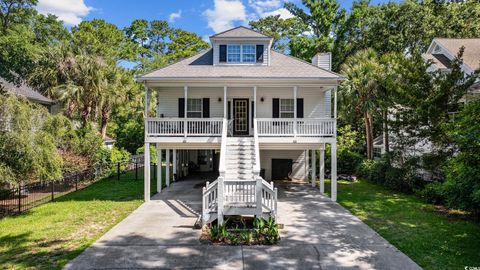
[304,150,309,181]
[311,149,316,187]
[173,149,177,181]
[184,86,188,137]
[334,86,337,119]
[331,142,337,201]
[253,86,257,119]
[223,86,227,119]
[293,86,297,138]
[320,145,325,193]
[144,142,150,202]
[156,146,162,193]
[144,85,149,117]
[166,149,170,187]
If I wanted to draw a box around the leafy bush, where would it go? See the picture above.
[418,182,445,205]
[338,149,363,174]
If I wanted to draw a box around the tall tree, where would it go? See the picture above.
[341,48,383,159]
[249,15,307,53]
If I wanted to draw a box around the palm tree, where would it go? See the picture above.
[341,48,382,159]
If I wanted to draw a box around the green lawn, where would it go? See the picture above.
[328,179,480,270]
[0,169,162,270]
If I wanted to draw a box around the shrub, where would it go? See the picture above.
[418,182,445,205]
[338,149,363,175]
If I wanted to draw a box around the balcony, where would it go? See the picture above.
[145,117,335,138]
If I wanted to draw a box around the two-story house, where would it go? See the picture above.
[137,26,343,224]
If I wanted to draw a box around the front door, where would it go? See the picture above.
[233,99,249,136]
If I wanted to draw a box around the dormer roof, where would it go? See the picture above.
[210,26,270,39]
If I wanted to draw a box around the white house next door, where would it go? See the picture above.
[233,99,249,136]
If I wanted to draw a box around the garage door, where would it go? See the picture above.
[271,159,292,180]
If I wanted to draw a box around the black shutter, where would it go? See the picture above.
[228,101,231,120]
[272,98,279,118]
[251,101,255,128]
[297,98,304,118]
[202,98,210,118]
[178,98,185,118]
[219,45,227,62]
[256,45,264,63]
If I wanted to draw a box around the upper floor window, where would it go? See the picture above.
[280,99,294,118]
[227,44,256,63]
[187,98,202,118]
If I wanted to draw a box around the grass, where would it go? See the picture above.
[0,169,163,270]
[326,179,480,270]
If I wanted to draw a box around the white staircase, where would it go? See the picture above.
[225,137,255,180]
[202,119,277,225]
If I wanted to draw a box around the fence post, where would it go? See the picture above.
[51,181,54,202]
[117,162,120,180]
[135,162,138,181]
[18,184,21,214]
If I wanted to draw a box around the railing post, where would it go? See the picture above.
[255,176,262,218]
[117,162,120,180]
[18,184,21,213]
[217,176,224,225]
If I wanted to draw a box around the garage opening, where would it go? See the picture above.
[271,159,292,180]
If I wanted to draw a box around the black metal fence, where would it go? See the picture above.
[0,157,146,218]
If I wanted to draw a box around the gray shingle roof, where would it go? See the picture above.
[0,77,53,104]
[139,49,343,80]
[210,26,270,38]
[435,38,480,71]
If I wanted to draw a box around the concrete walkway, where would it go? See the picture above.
[64,177,421,270]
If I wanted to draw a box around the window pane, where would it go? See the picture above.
[280,112,294,118]
[227,45,241,63]
[187,99,202,118]
[242,45,255,63]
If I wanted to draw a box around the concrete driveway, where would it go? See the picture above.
[64,177,421,270]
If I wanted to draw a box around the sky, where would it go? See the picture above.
[34,0,394,41]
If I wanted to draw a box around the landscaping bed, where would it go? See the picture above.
[201,216,281,245]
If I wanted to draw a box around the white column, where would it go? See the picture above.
[253,86,257,118]
[156,146,162,193]
[144,143,150,202]
[331,142,337,201]
[173,149,177,181]
[184,86,188,137]
[304,150,309,181]
[223,86,227,119]
[334,86,337,119]
[293,86,297,138]
[144,85,149,117]
[320,146,325,193]
[311,149,316,187]
[166,149,170,187]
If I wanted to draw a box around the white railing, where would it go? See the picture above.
[224,180,256,207]
[145,118,223,137]
[202,180,218,222]
[261,180,278,218]
[256,118,336,137]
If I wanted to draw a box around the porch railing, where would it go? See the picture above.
[256,118,335,137]
[145,118,223,137]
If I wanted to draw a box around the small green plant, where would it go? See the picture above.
[209,224,221,241]
[239,230,252,244]
[218,222,229,241]
[264,217,279,244]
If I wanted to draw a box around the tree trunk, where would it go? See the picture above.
[100,104,111,139]
[383,109,389,153]
[364,111,374,160]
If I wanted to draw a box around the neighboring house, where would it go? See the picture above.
[0,77,55,111]
[374,38,480,158]
[103,135,116,149]
[137,26,343,224]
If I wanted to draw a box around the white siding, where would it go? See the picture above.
[311,53,331,70]
[156,86,330,119]
[260,150,306,181]
[212,41,269,66]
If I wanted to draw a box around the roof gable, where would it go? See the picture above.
[210,26,270,39]
[0,77,53,104]
[433,38,480,71]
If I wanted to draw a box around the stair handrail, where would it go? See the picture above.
[253,119,261,176]
[218,118,228,178]
[202,179,219,224]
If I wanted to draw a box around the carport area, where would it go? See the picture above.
[64,177,421,269]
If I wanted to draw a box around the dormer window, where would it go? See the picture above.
[219,44,264,64]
